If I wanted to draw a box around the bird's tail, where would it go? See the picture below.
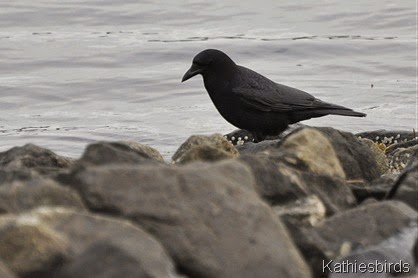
[313,99,366,117]
[317,109,366,117]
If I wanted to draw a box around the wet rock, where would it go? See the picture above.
[0,178,85,214]
[0,207,180,278]
[76,141,164,167]
[65,160,311,278]
[316,127,381,182]
[239,154,356,214]
[172,134,239,164]
[0,216,70,277]
[0,144,74,176]
[300,201,417,277]
[279,128,346,179]
[360,138,389,174]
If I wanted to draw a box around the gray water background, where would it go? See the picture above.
[0,0,416,160]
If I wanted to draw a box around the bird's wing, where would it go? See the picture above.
[232,70,317,112]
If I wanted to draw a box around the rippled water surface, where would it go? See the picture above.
[0,1,416,159]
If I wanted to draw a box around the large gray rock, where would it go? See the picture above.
[316,127,382,182]
[172,134,239,164]
[239,154,356,215]
[0,144,74,176]
[0,178,85,214]
[75,141,164,167]
[65,160,311,278]
[299,201,417,277]
[0,208,180,278]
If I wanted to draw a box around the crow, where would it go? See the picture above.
[182,49,366,142]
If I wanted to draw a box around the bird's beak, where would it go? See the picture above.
[181,64,203,82]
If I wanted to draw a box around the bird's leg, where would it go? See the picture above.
[252,132,266,143]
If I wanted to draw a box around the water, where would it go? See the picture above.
[0,1,416,160]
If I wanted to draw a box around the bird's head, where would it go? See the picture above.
[181,49,236,82]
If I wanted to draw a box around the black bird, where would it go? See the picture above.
[182,49,366,142]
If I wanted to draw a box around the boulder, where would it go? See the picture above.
[75,141,164,167]
[0,208,180,278]
[0,178,85,214]
[0,144,74,176]
[172,134,239,164]
[298,201,417,277]
[239,154,356,214]
[64,160,311,278]
[316,127,381,182]
[278,128,346,179]
[0,216,70,277]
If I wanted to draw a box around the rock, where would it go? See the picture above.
[224,129,254,145]
[279,128,346,179]
[0,178,85,214]
[236,140,281,154]
[0,144,74,176]
[347,174,398,203]
[316,127,381,182]
[53,242,158,278]
[299,201,417,277]
[172,134,239,164]
[75,141,164,167]
[386,154,418,210]
[360,138,389,174]
[0,216,70,277]
[386,139,418,156]
[0,260,16,278]
[64,160,311,278]
[273,195,326,227]
[120,141,165,162]
[0,208,180,278]
[233,124,307,152]
[356,130,417,145]
[0,168,39,185]
[388,144,418,172]
[239,154,356,214]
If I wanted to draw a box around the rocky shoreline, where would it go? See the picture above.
[0,126,416,277]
